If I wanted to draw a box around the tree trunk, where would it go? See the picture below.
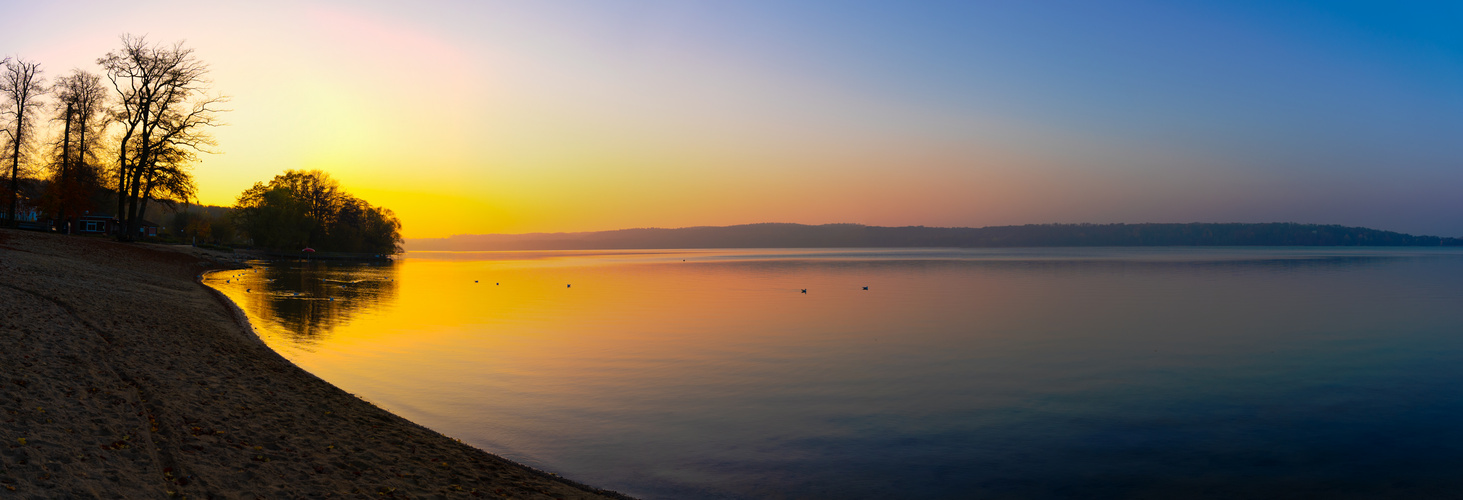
[59,103,72,233]
[7,109,22,228]
[124,166,143,240]
[132,168,156,237]
[77,108,88,232]
[114,131,131,238]
[136,197,150,238]
[77,113,87,172]
[124,106,153,241]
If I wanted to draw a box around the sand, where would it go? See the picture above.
[0,228,629,499]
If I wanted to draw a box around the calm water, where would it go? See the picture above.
[204,247,1463,499]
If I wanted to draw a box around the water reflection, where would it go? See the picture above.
[206,261,399,345]
[206,248,1463,499]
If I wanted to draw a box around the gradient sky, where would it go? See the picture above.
[3,1,1462,238]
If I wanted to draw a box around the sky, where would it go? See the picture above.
[2,0,1462,238]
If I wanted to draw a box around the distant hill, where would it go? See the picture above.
[407,223,1463,251]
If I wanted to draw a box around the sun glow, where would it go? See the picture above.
[4,1,1462,238]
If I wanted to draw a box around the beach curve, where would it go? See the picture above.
[0,228,628,499]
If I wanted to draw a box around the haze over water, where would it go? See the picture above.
[206,248,1463,498]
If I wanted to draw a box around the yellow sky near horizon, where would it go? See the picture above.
[5,1,1463,238]
[9,2,1060,238]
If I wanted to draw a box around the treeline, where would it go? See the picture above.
[2,37,403,255]
[233,170,402,254]
[170,204,238,245]
[0,35,226,238]
[409,222,1463,251]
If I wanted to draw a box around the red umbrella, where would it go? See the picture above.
[302,248,316,253]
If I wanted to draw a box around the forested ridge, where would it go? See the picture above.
[410,222,1463,251]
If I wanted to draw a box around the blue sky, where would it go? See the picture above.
[4,1,1462,236]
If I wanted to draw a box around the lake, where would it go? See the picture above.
[204,247,1463,498]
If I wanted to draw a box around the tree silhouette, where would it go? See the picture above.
[234,170,402,254]
[98,35,226,240]
[1,57,45,227]
[45,69,108,231]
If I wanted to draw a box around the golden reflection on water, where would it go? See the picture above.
[207,262,400,347]
[204,251,1052,442]
[201,248,1463,499]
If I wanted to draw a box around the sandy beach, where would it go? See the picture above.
[0,228,627,499]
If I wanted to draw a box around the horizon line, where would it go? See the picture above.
[409,221,1461,240]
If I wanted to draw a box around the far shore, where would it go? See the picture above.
[0,228,627,499]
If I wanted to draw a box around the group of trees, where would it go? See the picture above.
[100,35,225,239]
[2,57,47,225]
[3,36,403,254]
[46,69,109,229]
[234,170,402,254]
[170,205,237,245]
[1,35,225,240]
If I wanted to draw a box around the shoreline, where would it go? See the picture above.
[0,228,627,499]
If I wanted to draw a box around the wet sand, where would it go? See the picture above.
[0,229,627,499]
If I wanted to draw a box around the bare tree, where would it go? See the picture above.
[48,69,108,232]
[1,57,45,227]
[54,70,108,167]
[98,35,226,240]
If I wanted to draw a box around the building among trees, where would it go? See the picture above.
[0,35,229,241]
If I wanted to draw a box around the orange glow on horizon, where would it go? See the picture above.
[10,1,1460,239]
